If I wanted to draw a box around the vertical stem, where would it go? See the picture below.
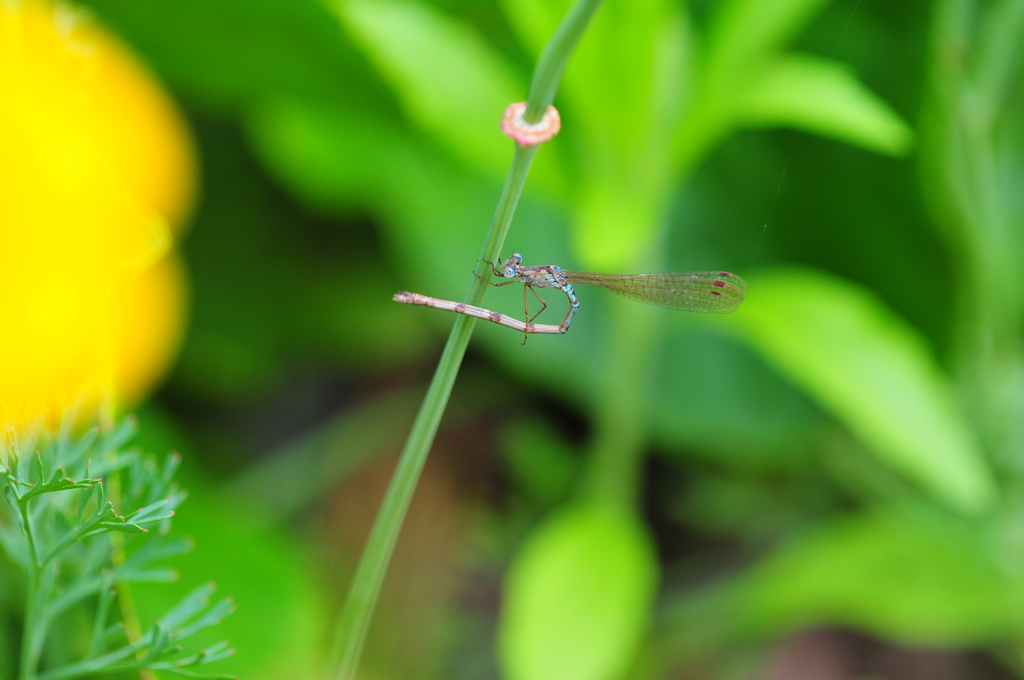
[19,503,41,680]
[583,300,658,510]
[580,204,671,510]
[18,502,39,572]
[525,0,603,121]
[326,146,538,680]
[19,571,40,680]
[325,316,470,680]
[475,146,541,281]
[103,475,149,679]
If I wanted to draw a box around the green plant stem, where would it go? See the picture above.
[325,147,537,680]
[19,571,41,680]
[19,502,42,680]
[583,300,658,510]
[325,1,605,677]
[525,0,603,121]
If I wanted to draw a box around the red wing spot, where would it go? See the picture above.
[712,280,727,288]
[719,271,732,277]
[710,290,723,296]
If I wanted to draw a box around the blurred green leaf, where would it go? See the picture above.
[172,118,424,399]
[551,0,692,270]
[228,387,422,517]
[676,0,912,176]
[705,0,829,78]
[247,101,424,213]
[740,55,913,156]
[558,0,687,155]
[132,408,322,680]
[247,97,490,278]
[499,0,567,57]
[498,504,658,680]
[725,268,996,514]
[82,0,386,112]
[501,417,581,506]
[572,181,667,270]
[652,325,819,468]
[974,0,1024,126]
[133,471,323,680]
[673,472,834,544]
[334,0,525,178]
[730,507,1024,644]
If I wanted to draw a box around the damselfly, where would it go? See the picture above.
[482,253,747,336]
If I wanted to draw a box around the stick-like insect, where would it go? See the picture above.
[395,253,747,341]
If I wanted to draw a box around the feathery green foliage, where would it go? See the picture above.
[0,417,236,680]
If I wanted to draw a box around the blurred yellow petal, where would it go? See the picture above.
[0,0,194,432]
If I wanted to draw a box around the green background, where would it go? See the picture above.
[46,0,1024,677]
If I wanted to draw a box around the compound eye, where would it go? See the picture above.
[504,267,515,277]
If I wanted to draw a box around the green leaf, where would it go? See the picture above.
[501,417,581,505]
[651,325,819,468]
[499,0,568,56]
[246,101,421,213]
[112,567,179,584]
[705,0,829,77]
[247,98,509,297]
[334,0,524,178]
[131,473,323,680]
[160,583,218,631]
[725,268,996,514]
[100,521,149,534]
[82,0,383,112]
[557,0,688,152]
[498,504,658,680]
[730,508,1024,644]
[740,55,914,156]
[176,598,237,641]
[96,415,139,454]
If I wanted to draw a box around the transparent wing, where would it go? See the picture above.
[563,270,747,313]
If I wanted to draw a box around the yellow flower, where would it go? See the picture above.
[0,0,194,434]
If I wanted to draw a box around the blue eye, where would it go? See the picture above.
[504,268,514,277]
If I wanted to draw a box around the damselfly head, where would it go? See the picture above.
[500,253,523,277]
